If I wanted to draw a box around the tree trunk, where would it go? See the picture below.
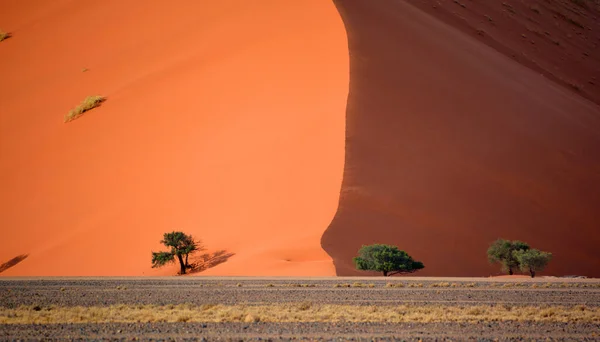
[177,254,186,275]
[508,268,513,275]
[383,271,388,276]
[530,269,535,278]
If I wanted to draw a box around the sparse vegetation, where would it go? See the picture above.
[386,282,405,288]
[64,96,105,123]
[513,249,552,278]
[287,284,316,288]
[354,244,424,276]
[407,283,424,288]
[487,239,530,275]
[0,30,10,42]
[2,304,598,324]
[151,231,201,275]
[430,282,451,288]
[351,282,367,288]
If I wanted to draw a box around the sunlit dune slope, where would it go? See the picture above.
[0,0,348,276]
[322,0,600,277]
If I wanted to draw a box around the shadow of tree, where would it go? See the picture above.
[0,254,28,274]
[188,250,235,273]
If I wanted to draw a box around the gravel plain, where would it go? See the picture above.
[1,277,599,340]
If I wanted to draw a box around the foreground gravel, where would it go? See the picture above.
[2,322,600,341]
[1,277,599,308]
[1,277,599,340]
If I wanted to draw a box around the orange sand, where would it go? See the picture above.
[0,1,348,275]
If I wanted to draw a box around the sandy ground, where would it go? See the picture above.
[1,277,599,340]
[322,0,600,277]
[0,1,348,276]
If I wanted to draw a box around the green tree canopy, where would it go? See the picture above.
[513,249,552,278]
[151,231,202,275]
[353,244,424,276]
[487,239,530,275]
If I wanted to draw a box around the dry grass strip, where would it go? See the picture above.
[1,304,598,324]
[64,96,105,123]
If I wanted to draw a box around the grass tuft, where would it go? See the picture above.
[430,282,451,288]
[386,282,405,288]
[64,96,105,123]
[0,30,10,42]
[408,283,424,288]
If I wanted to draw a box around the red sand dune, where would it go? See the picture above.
[322,0,600,277]
[0,1,348,276]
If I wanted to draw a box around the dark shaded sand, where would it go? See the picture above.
[322,0,600,277]
[408,0,600,106]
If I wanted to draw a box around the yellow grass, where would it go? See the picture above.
[407,283,423,288]
[386,282,405,288]
[1,304,598,324]
[64,95,105,123]
[0,30,9,42]
[430,282,451,288]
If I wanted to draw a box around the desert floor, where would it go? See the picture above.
[1,277,599,340]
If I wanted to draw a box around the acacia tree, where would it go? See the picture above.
[513,249,552,278]
[151,231,201,275]
[487,239,530,275]
[353,244,424,276]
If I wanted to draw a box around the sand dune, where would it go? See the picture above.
[322,0,600,277]
[2,0,599,277]
[0,0,348,275]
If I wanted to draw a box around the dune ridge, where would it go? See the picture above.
[0,0,348,276]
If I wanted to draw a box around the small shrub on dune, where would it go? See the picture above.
[0,30,10,42]
[64,95,106,123]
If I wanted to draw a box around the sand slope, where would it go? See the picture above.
[322,0,600,277]
[409,0,600,106]
[0,1,348,275]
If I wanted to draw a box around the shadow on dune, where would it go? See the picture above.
[0,254,28,274]
[321,0,600,277]
[189,250,235,274]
